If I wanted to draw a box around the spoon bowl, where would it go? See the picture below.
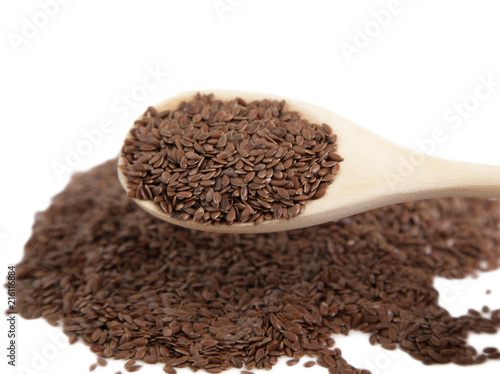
[118,90,500,234]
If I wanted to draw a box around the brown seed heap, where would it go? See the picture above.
[14,159,500,374]
[121,93,342,225]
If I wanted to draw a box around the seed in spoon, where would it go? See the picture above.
[120,93,342,225]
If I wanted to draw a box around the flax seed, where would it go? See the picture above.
[13,159,500,374]
[121,94,341,225]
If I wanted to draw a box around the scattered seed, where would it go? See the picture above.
[12,160,500,374]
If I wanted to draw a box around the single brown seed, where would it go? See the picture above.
[281,331,298,342]
[194,207,205,222]
[304,361,316,368]
[484,347,499,354]
[276,187,290,200]
[475,354,488,364]
[132,338,148,347]
[289,204,301,218]
[324,354,337,367]
[90,329,101,342]
[213,192,222,205]
[231,177,244,187]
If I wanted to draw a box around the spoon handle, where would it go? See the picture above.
[392,155,500,200]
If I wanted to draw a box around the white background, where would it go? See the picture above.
[1,1,500,373]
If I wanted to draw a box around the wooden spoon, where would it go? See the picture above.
[118,90,500,234]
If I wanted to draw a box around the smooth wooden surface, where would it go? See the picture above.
[118,90,500,233]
